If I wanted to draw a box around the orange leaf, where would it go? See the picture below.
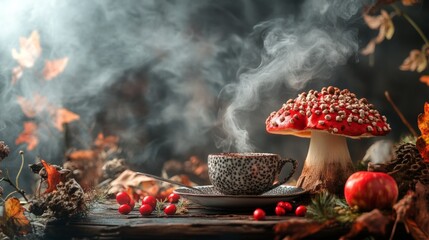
[3,197,31,235]
[420,75,429,86]
[41,159,61,193]
[15,121,38,151]
[402,0,419,6]
[417,102,429,163]
[42,58,69,81]
[53,108,80,131]
[16,95,49,118]
[94,133,119,149]
[67,149,98,161]
[11,30,42,68]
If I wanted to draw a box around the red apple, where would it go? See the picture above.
[344,171,398,211]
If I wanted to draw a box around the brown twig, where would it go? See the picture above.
[0,177,29,202]
[384,91,418,137]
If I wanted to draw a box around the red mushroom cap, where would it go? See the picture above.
[265,86,391,138]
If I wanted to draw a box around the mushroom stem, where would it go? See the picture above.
[297,131,355,194]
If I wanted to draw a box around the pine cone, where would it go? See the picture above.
[30,179,87,219]
[374,143,429,197]
[0,141,10,161]
[45,179,86,218]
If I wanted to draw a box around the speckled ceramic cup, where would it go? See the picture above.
[208,153,297,195]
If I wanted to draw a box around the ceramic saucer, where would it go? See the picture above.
[173,185,308,209]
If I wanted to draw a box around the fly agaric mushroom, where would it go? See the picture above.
[266,86,390,194]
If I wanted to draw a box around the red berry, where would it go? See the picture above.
[275,206,286,216]
[277,201,293,212]
[282,202,293,212]
[295,205,307,217]
[118,204,132,215]
[142,196,157,208]
[139,204,153,216]
[129,198,135,210]
[253,208,266,221]
[164,204,177,215]
[168,193,180,203]
[116,192,131,205]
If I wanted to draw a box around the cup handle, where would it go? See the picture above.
[268,158,298,191]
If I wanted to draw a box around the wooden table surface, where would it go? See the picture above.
[44,199,350,240]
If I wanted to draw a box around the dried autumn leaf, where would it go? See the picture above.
[400,49,428,72]
[405,218,429,240]
[390,192,416,239]
[402,0,419,6]
[417,103,429,163]
[361,10,395,56]
[361,39,377,56]
[94,133,119,150]
[420,75,429,86]
[109,169,158,195]
[381,10,395,41]
[11,30,42,68]
[340,209,390,240]
[16,95,50,118]
[67,150,98,160]
[11,66,23,85]
[2,197,31,236]
[274,219,334,240]
[53,108,80,131]
[42,58,69,81]
[41,159,61,193]
[15,121,38,151]
[64,150,101,190]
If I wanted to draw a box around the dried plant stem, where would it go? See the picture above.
[391,4,429,45]
[15,151,25,188]
[384,91,418,137]
[389,220,399,240]
[0,177,29,202]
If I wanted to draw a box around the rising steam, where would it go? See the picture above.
[220,0,362,152]
[0,0,365,183]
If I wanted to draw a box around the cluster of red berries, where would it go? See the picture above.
[253,201,307,220]
[116,191,181,216]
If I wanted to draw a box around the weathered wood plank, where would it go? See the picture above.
[44,201,344,239]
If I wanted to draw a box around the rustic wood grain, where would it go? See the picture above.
[45,201,342,239]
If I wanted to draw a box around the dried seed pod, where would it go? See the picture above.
[0,141,10,161]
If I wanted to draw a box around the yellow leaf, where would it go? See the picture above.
[417,55,427,73]
[381,10,395,41]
